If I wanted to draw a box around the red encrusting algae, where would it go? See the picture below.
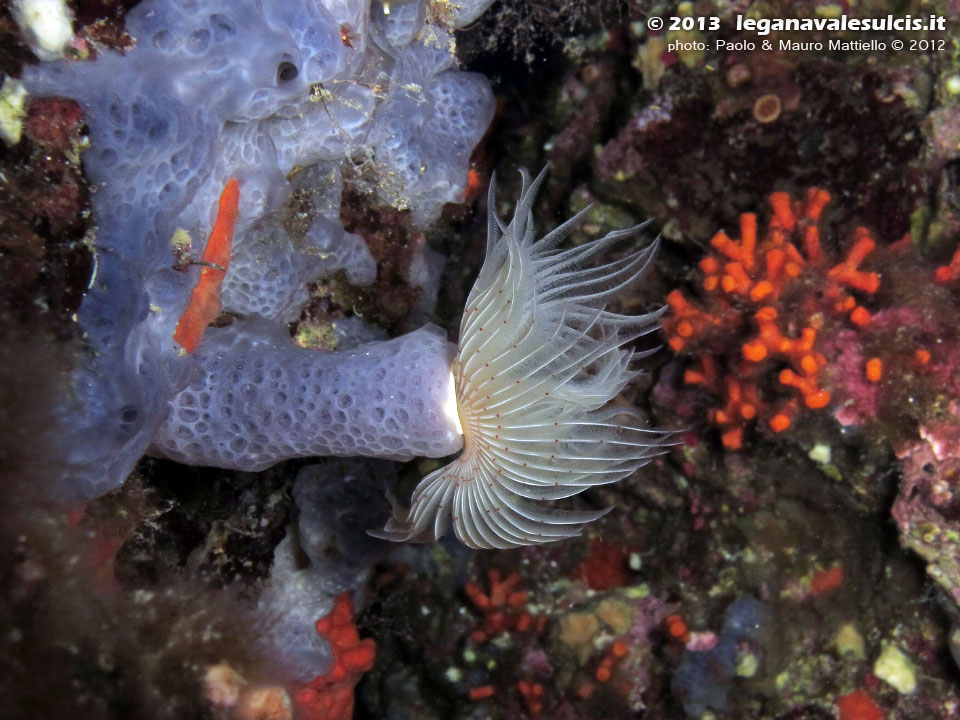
[810,565,845,596]
[576,538,631,591]
[934,243,960,284]
[835,689,884,720]
[663,188,884,449]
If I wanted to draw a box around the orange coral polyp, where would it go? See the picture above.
[755,306,777,323]
[849,306,871,326]
[742,340,767,362]
[721,428,743,449]
[804,389,831,409]
[765,247,785,280]
[666,614,689,639]
[595,639,630,684]
[768,191,795,231]
[700,256,720,274]
[684,369,708,384]
[803,225,822,263]
[666,289,690,311]
[710,230,738,259]
[721,261,751,294]
[769,414,790,433]
[804,187,831,221]
[749,279,774,301]
[739,213,757,269]
[778,368,804,390]
[836,296,856,312]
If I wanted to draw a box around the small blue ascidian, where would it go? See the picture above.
[25,0,671,549]
[671,596,772,717]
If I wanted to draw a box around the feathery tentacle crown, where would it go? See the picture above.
[374,168,670,549]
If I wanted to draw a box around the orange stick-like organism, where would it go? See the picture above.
[174,178,240,353]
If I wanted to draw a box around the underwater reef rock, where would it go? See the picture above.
[895,410,960,612]
[594,58,923,245]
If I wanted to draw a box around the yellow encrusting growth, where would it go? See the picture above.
[373,168,671,549]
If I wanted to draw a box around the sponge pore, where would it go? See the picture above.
[220,216,375,323]
[370,0,425,48]
[369,62,494,223]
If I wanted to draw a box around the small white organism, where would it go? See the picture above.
[374,168,672,549]
[13,0,74,61]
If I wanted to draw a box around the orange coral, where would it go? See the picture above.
[595,638,629,682]
[665,614,691,644]
[517,680,545,717]
[295,593,376,720]
[934,244,960,283]
[664,188,881,449]
[174,178,240,353]
[464,569,550,711]
[469,685,495,700]
[464,569,546,643]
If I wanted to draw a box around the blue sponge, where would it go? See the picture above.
[671,596,772,717]
[23,0,493,499]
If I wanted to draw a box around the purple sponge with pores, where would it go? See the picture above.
[151,324,462,469]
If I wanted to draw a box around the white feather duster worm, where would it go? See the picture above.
[374,168,671,549]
